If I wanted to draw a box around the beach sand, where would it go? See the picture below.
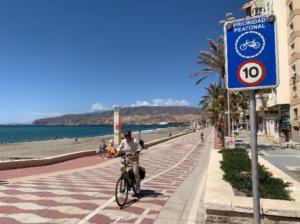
[0,127,187,161]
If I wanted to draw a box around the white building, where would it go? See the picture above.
[243,0,291,142]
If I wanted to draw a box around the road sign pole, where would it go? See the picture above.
[224,14,277,224]
[249,90,260,224]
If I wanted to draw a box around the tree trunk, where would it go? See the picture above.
[259,93,268,138]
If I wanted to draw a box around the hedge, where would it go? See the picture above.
[219,148,292,200]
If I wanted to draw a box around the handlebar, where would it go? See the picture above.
[118,151,140,158]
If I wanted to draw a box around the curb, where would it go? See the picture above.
[0,131,192,171]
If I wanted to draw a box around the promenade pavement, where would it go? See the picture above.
[0,128,213,224]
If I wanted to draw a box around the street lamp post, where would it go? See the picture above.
[219,13,235,139]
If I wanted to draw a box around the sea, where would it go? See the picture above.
[0,124,181,144]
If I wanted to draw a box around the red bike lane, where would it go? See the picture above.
[0,129,212,224]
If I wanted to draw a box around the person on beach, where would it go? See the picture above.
[74,137,79,144]
[98,140,107,159]
[117,130,142,194]
[138,130,145,149]
[107,139,116,157]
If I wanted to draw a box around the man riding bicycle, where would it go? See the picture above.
[117,130,142,194]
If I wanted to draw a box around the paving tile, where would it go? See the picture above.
[0,217,24,224]
[0,131,209,223]
[89,214,114,224]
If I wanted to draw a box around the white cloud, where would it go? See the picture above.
[112,104,121,108]
[130,101,151,107]
[130,98,191,107]
[90,103,109,111]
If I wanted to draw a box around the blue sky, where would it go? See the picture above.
[0,0,246,123]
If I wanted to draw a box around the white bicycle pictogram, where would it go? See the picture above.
[239,39,261,51]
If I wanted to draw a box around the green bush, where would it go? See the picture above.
[219,149,293,200]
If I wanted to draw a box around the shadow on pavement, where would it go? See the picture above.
[0,180,9,185]
[121,198,139,209]
[258,145,279,151]
[120,190,163,209]
[139,189,163,198]
[236,142,278,151]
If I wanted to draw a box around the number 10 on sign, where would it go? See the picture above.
[237,60,266,87]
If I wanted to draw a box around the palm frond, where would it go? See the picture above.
[190,71,206,78]
[208,39,218,53]
[195,76,208,85]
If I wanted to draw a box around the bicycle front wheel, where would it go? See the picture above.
[115,177,129,208]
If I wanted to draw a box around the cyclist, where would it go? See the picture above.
[200,132,204,141]
[117,130,142,194]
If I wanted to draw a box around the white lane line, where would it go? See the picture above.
[135,208,150,224]
[77,197,115,224]
[112,217,122,224]
[261,152,300,157]
[272,155,300,157]
[142,137,203,183]
[78,133,204,224]
[286,166,300,171]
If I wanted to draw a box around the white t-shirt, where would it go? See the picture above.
[118,138,142,162]
[117,138,142,154]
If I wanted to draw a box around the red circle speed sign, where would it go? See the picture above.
[236,60,266,86]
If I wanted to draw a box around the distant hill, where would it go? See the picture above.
[33,106,204,125]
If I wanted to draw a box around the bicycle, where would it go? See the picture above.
[239,39,260,51]
[115,153,140,208]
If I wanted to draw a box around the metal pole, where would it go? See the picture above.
[249,90,260,224]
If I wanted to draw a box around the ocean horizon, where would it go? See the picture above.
[0,124,182,144]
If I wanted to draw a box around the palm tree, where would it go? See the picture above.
[199,83,225,137]
[191,36,228,136]
[191,36,225,85]
[230,92,249,130]
[192,37,251,138]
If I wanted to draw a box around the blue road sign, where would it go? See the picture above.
[224,15,278,91]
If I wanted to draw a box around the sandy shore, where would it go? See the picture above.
[0,127,187,161]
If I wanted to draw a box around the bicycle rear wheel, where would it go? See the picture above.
[115,177,129,208]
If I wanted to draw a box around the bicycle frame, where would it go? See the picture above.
[115,155,139,208]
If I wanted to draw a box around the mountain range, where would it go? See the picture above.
[33,106,204,125]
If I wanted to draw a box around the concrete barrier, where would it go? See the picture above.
[0,150,96,170]
[0,131,192,171]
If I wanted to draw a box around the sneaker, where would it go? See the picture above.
[136,188,140,194]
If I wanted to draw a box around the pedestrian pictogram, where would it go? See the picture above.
[237,59,265,86]
[224,15,278,91]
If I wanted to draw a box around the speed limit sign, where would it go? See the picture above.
[224,15,278,91]
[237,60,265,86]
